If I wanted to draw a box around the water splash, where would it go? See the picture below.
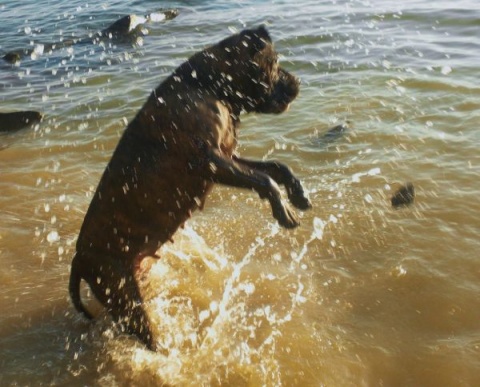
[102,218,331,385]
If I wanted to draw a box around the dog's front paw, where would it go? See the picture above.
[272,201,300,229]
[287,181,312,211]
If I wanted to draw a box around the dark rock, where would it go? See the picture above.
[0,111,43,132]
[391,183,415,208]
[3,52,21,64]
[102,9,179,37]
[2,9,179,63]
[162,9,179,20]
[102,15,136,36]
[322,122,349,142]
[310,122,350,147]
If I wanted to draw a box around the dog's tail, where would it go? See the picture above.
[69,253,94,320]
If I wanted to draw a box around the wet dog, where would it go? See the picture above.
[69,26,311,350]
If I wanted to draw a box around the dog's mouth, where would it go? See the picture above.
[256,91,297,114]
[271,100,292,114]
[255,98,293,114]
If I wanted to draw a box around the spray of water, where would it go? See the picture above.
[96,217,333,385]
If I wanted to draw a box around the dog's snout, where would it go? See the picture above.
[294,74,301,86]
[278,69,300,98]
[279,72,300,101]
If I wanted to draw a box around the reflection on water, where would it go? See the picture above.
[1,0,480,385]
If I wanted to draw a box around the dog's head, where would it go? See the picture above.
[177,26,300,115]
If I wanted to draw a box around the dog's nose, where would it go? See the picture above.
[293,76,301,94]
[287,75,301,99]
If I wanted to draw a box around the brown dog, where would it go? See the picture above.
[69,26,311,350]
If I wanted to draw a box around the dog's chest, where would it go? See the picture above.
[219,123,237,156]
[212,101,238,156]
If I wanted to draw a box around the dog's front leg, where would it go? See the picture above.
[232,156,312,211]
[203,149,300,228]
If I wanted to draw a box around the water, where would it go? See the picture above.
[1,0,480,385]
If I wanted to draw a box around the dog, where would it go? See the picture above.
[69,26,311,351]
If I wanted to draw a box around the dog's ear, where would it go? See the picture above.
[252,25,272,44]
[240,25,272,54]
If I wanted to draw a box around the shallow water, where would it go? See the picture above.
[1,0,480,385]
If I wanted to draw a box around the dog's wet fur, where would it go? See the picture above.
[70,26,311,350]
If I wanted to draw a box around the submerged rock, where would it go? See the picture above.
[2,52,21,64]
[310,122,350,147]
[102,15,149,37]
[102,9,179,36]
[322,122,349,142]
[391,183,415,208]
[0,111,43,132]
[2,8,179,63]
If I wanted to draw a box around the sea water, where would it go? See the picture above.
[1,0,480,385]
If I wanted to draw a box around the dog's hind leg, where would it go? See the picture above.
[76,254,157,351]
[232,155,312,211]
[69,252,94,319]
[106,266,157,351]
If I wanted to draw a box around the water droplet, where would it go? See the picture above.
[441,66,452,75]
[47,230,59,243]
[199,310,210,323]
[329,214,338,224]
[148,12,166,22]
[364,194,373,203]
[313,217,326,240]
[210,301,218,313]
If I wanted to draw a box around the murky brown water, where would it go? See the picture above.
[1,0,480,385]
